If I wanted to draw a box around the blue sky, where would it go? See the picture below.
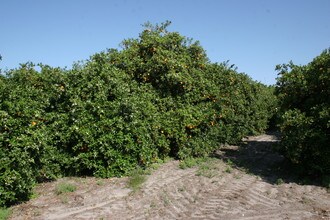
[1,0,329,85]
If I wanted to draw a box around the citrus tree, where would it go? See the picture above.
[276,49,330,175]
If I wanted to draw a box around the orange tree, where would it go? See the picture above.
[0,64,62,206]
[276,49,330,175]
[105,21,276,158]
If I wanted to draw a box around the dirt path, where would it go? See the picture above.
[9,134,330,220]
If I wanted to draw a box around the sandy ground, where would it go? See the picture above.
[9,133,330,220]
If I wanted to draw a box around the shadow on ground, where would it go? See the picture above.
[213,131,323,186]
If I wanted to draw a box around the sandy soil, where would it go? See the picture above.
[9,133,330,220]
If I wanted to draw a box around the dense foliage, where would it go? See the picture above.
[275,49,330,175]
[0,21,276,206]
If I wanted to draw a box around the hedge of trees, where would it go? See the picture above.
[275,49,330,176]
[0,22,276,206]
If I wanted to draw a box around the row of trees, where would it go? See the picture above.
[275,49,330,176]
[0,22,277,206]
[4,22,329,206]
